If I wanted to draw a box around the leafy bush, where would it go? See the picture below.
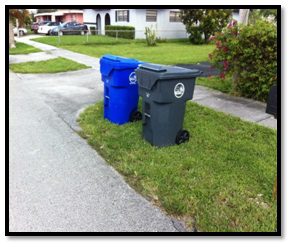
[187,26,204,44]
[209,20,277,101]
[89,26,96,35]
[156,37,167,43]
[145,26,157,46]
[180,9,233,44]
[105,25,135,39]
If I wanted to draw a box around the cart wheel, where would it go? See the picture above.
[130,111,142,122]
[175,130,190,145]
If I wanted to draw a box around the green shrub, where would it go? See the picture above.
[209,20,277,101]
[187,26,204,44]
[89,26,96,35]
[105,25,135,39]
[156,37,167,43]
[180,9,232,44]
[145,26,157,46]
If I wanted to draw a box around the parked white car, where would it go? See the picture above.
[13,27,28,36]
[38,22,61,35]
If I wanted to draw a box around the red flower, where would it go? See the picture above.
[222,46,228,53]
[228,19,238,28]
[232,29,238,36]
[219,72,225,79]
[209,35,215,41]
[216,40,222,48]
[223,60,229,70]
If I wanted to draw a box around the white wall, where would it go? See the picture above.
[83,9,97,27]
[130,9,155,39]
[156,9,188,39]
[83,9,240,39]
[83,9,111,34]
[83,9,188,39]
[114,9,188,39]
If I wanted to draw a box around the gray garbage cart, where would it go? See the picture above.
[135,63,201,147]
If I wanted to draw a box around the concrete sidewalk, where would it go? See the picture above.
[193,86,277,129]
[15,36,100,70]
[9,51,58,64]
[15,35,276,129]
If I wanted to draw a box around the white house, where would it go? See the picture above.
[83,9,188,39]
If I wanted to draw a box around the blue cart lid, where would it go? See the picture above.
[100,54,141,76]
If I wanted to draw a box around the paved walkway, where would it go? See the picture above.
[13,36,100,70]
[9,51,58,64]
[193,86,277,129]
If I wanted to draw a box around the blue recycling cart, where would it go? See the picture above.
[100,55,142,125]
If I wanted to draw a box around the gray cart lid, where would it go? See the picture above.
[136,63,201,90]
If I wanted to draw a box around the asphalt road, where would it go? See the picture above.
[9,70,178,232]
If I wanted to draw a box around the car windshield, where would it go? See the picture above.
[45,22,58,26]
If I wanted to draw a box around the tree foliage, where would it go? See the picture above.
[180,9,233,44]
[249,9,277,24]
[9,9,32,27]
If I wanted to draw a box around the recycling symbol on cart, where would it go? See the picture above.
[174,83,185,98]
[129,72,137,85]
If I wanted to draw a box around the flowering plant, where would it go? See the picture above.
[209,20,277,101]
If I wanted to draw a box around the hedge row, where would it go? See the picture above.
[105,25,135,39]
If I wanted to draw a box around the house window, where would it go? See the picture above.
[146,9,157,22]
[116,10,129,22]
[169,11,181,22]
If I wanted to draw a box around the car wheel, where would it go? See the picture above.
[19,30,24,36]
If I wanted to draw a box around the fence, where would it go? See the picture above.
[42,29,189,45]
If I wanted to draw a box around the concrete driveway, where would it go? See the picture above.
[9,55,179,232]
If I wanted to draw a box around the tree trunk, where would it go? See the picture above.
[9,20,16,48]
[204,32,209,43]
[239,9,250,25]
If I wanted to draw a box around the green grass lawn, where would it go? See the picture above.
[78,101,277,232]
[9,42,42,55]
[33,36,235,95]
[197,76,233,93]
[33,35,215,65]
[9,57,90,73]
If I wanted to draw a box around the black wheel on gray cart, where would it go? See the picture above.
[130,111,142,122]
[175,130,190,145]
